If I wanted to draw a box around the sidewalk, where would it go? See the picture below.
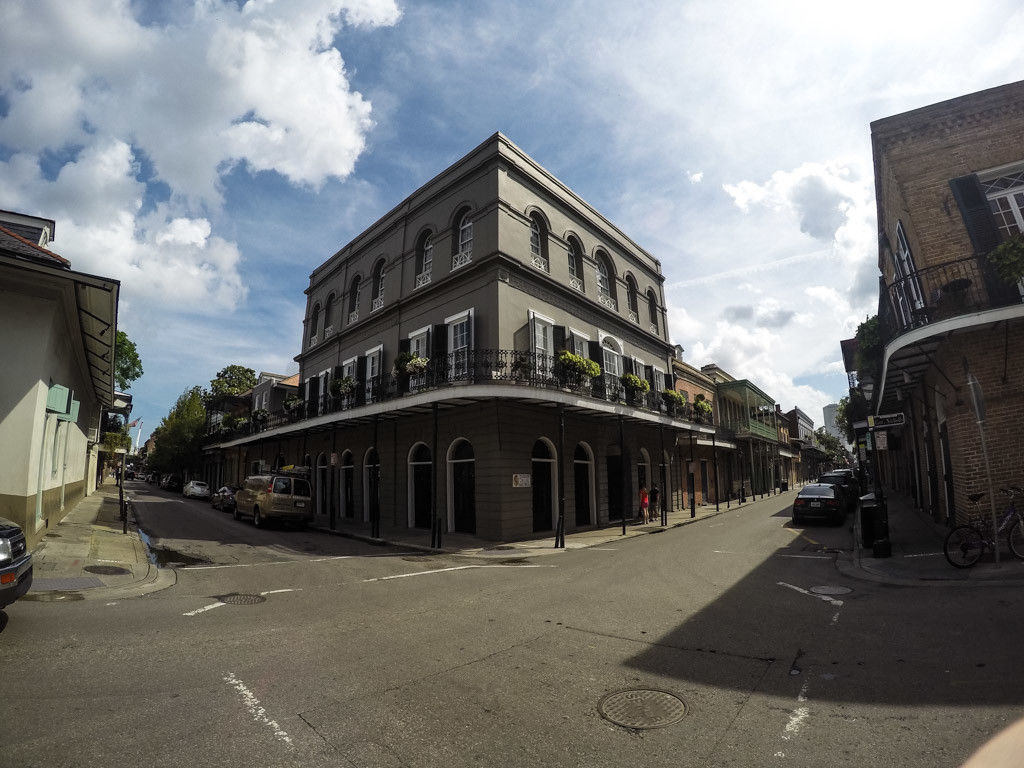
[836,491,1024,586]
[23,480,175,602]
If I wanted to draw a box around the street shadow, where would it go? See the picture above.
[620,522,1024,706]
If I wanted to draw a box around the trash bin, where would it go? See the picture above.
[780,479,789,492]
[859,492,889,552]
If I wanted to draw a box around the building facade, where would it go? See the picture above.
[869,80,1024,526]
[205,134,715,541]
[0,211,120,548]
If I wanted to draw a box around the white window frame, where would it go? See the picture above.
[892,221,924,328]
[417,237,433,288]
[408,325,431,387]
[364,344,383,402]
[568,327,590,357]
[454,215,473,270]
[446,308,473,378]
[599,332,623,380]
[529,310,555,376]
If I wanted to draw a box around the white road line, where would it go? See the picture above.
[782,676,812,742]
[223,673,292,746]
[260,589,300,596]
[831,611,841,625]
[184,602,226,616]
[362,564,550,583]
[904,552,944,558]
[777,581,844,608]
[185,553,411,570]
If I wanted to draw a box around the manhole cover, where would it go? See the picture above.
[598,689,687,729]
[218,593,266,606]
[84,565,131,576]
[810,586,852,595]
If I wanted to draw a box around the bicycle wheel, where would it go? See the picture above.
[944,525,985,568]
[1007,519,1024,560]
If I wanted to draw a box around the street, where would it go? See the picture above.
[2,487,1023,767]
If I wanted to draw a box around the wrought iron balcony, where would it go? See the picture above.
[415,269,432,288]
[881,254,1023,343]
[205,350,706,444]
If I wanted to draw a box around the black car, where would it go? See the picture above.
[211,485,239,512]
[164,475,184,493]
[817,472,857,514]
[792,483,845,525]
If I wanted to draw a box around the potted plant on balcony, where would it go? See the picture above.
[620,373,650,405]
[986,234,1024,285]
[556,350,600,390]
[511,355,534,381]
[693,395,713,423]
[251,408,269,432]
[284,394,303,421]
[661,388,685,415]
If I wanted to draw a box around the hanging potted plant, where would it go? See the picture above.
[511,355,534,380]
[986,234,1024,285]
[620,373,650,405]
[284,394,303,421]
[251,408,270,432]
[556,350,600,389]
[661,389,685,415]
[329,376,355,397]
[693,396,713,423]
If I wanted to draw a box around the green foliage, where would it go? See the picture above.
[662,389,685,406]
[557,350,601,378]
[986,234,1024,284]
[854,315,882,383]
[329,376,355,396]
[101,427,130,453]
[814,427,847,463]
[251,408,270,423]
[694,398,713,416]
[620,373,650,393]
[114,330,143,391]
[208,365,257,399]
[146,386,207,474]
[835,394,867,443]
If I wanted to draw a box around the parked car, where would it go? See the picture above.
[234,473,313,528]
[162,475,184,492]
[792,483,845,525]
[0,516,33,610]
[211,485,240,512]
[124,469,135,480]
[183,480,211,499]
[817,472,857,514]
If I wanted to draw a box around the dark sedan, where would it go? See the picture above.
[792,483,845,525]
[211,485,240,512]
[817,472,857,514]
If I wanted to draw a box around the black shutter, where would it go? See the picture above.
[307,376,320,411]
[399,338,411,356]
[588,341,605,398]
[622,357,634,376]
[433,324,448,382]
[663,372,674,391]
[355,357,367,406]
[949,175,1002,255]
[553,326,567,353]
[644,365,655,387]
[333,366,344,381]
[297,380,306,399]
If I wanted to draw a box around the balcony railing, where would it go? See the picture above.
[204,349,708,444]
[881,254,1023,343]
[371,297,384,312]
[416,270,432,288]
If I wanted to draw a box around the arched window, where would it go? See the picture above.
[323,293,335,336]
[308,302,321,344]
[348,276,361,323]
[416,232,433,288]
[596,252,617,310]
[452,208,473,270]
[626,275,639,322]
[646,288,659,332]
[567,237,584,292]
[601,336,621,378]
[371,260,386,311]
[529,214,548,272]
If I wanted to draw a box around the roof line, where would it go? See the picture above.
[0,223,71,266]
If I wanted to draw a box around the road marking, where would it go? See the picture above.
[184,601,226,616]
[260,589,300,596]
[778,581,844,608]
[185,553,411,570]
[778,554,831,560]
[362,564,551,583]
[904,552,943,558]
[224,673,292,746]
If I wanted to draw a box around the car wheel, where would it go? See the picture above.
[253,507,263,528]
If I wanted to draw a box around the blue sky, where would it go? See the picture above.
[2,0,1023,445]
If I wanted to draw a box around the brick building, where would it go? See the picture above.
[869,80,1024,525]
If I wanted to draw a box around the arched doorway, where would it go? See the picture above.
[408,443,432,529]
[363,448,380,523]
[316,453,329,520]
[340,450,354,518]
[574,442,595,526]
[532,438,556,532]
[448,439,476,534]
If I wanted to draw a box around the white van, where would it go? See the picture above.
[233,473,313,528]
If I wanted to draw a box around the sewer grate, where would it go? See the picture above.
[217,593,266,606]
[84,565,131,576]
[598,689,687,730]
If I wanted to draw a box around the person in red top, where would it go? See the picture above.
[639,485,649,524]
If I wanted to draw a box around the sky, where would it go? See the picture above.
[2,0,1023,445]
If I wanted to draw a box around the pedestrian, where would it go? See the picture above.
[649,484,660,523]
[639,484,649,524]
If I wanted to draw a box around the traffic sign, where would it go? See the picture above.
[868,413,904,428]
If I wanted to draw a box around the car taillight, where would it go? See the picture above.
[794,499,805,506]
[826,499,839,507]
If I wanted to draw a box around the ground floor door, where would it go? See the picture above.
[606,455,623,521]
[452,461,476,534]
[413,463,432,529]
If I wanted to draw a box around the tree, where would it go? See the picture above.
[114,330,144,391]
[835,393,869,444]
[853,315,882,385]
[208,365,257,400]
[146,386,207,475]
[814,427,848,465]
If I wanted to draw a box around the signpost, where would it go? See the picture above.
[867,413,905,428]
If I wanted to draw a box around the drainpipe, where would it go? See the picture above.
[59,418,70,511]
[35,412,53,532]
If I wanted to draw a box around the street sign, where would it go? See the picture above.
[867,413,905,428]
[875,431,888,450]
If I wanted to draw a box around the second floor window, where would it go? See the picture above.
[984,170,1024,237]
[309,302,320,342]
[453,210,473,269]
[529,216,548,272]
[371,260,385,311]
[417,235,433,287]
[348,276,361,321]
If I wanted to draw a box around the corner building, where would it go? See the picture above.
[870,80,1024,525]
[211,134,713,541]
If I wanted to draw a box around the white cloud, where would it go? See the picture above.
[688,171,703,184]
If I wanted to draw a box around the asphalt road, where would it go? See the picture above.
[2,486,1023,767]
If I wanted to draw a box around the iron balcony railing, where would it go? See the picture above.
[206,349,713,443]
[881,254,1022,343]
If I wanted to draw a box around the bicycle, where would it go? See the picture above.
[944,486,1024,568]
